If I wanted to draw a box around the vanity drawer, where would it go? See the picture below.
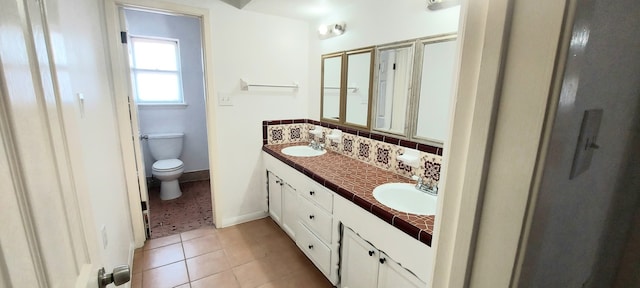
[298,196,332,243]
[296,222,331,275]
[304,181,333,212]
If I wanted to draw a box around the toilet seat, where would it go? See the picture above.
[152,159,184,172]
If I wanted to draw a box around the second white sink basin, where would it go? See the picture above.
[281,145,327,157]
[373,183,437,215]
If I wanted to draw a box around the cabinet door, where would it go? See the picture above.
[340,228,379,288]
[268,171,283,224]
[377,251,426,288]
[281,183,297,239]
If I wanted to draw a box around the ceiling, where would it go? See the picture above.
[219,0,364,22]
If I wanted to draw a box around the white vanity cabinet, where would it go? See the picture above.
[266,171,298,239]
[263,151,431,286]
[341,227,426,288]
[267,171,283,224]
[263,152,340,285]
[296,181,337,281]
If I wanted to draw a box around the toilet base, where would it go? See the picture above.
[160,179,182,200]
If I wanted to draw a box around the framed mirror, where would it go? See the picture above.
[414,35,458,143]
[344,48,374,128]
[372,42,415,136]
[321,52,343,122]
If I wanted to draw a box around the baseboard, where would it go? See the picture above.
[180,170,210,183]
[146,169,210,188]
[219,211,268,228]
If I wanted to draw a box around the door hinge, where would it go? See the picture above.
[120,31,127,44]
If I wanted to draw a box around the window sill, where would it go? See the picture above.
[137,103,188,109]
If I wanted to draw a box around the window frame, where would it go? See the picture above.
[129,35,185,105]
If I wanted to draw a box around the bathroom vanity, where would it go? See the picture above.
[262,143,434,287]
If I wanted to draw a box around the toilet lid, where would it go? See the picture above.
[153,159,184,171]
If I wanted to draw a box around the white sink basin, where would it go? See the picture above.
[281,145,327,157]
[373,183,437,215]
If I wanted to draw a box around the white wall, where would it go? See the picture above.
[520,0,640,286]
[47,0,133,272]
[124,10,210,175]
[174,0,311,226]
[309,0,461,119]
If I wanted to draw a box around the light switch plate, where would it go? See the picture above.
[218,92,233,106]
[569,109,603,179]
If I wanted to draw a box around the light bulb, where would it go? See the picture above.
[318,24,329,35]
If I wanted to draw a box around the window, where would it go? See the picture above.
[130,36,184,104]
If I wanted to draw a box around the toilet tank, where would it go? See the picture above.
[147,133,184,160]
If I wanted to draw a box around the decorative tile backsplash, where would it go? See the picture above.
[262,119,443,185]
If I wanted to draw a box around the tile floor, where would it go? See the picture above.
[132,217,334,288]
[148,180,214,238]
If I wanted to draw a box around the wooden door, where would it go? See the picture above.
[340,227,379,288]
[268,171,283,224]
[0,0,99,286]
[281,182,298,239]
[376,251,426,288]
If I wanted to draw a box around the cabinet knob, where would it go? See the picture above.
[309,215,315,220]
[379,258,386,264]
[368,250,375,256]
[308,244,314,250]
[309,190,315,196]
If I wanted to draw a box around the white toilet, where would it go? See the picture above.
[147,133,185,200]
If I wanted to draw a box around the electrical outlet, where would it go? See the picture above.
[101,225,108,249]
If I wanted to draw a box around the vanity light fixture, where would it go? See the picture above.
[318,22,346,39]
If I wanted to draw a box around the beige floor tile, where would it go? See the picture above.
[142,261,189,288]
[260,232,297,255]
[181,226,217,242]
[232,258,277,288]
[237,218,281,239]
[265,248,310,276]
[217,226,254,247]
[186,250,230,281]
[143,243,185,270]
[131,272,142,288]
[223,240,269,267]
[182,234,222,258]
[144,234,181,250]
[139,218,330,288]
[190,271,240,288]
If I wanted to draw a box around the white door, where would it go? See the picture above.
[281,182,298,239]
[268,171,283,224]
[118,7,150,219]
[340,227,379,288]
[0,0,100,286]
[377,251,426,288]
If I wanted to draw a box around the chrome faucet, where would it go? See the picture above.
[411,175,438,196]
[308,140,325,151]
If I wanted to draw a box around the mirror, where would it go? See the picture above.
[321,53,343,122]
[345,48,374,128]
[319,33,458,146]
[414,36,458,143]
[373,43,415,135]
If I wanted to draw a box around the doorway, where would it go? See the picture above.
[104,0,220,246]
[123,8,213,239]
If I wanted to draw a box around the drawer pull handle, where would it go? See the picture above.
[368,250,374,256]
[309,215,315,220]
[379,258,386,264]
[309,191,315,196]
[308,244,314,250]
